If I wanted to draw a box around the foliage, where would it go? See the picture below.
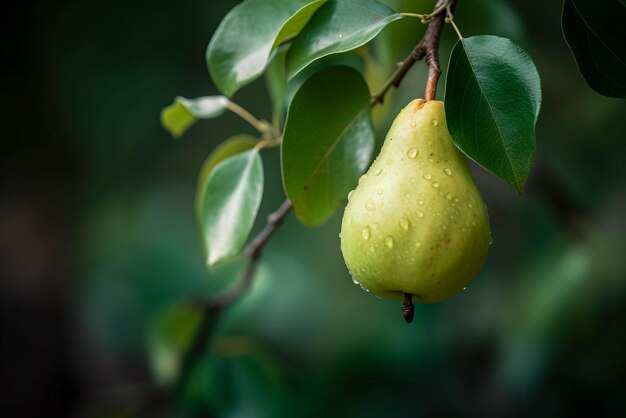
[206,0,328,97]
[166,0,551,260]
[282,66,374,226]
[445,35,541,193]
[285,0,402,80]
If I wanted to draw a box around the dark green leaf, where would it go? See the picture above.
[195,135,258,218]
[161,96,229,138]
[267,48,366,129]
[286,0,402,80]
[286,53,366,110]
[445,35,541,194]
[562,0,626,98]
[207,0,327,97]
[282,66,374,226]
[198,149,264,266]
[282,54,366,145]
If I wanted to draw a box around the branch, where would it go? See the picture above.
[197,199,292,311]
[370,0,456,105]
[175,199,292,397]
[225,100,270,134]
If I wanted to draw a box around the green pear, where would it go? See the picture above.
[340,99,491,303]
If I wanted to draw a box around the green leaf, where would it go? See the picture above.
[286,0,402,80]
[161,96,229,138]
[286,53,366,110]
[147,303,204,387]
[267,48,366,130]
[207,0,327,97]
[198,149,264,266]
[562,0,626,98]
[282,66,374,227]
[195,135,258,218]
[274,1,329,48]
[444,35,541,194]
[265,48,289,128]
[283,53,366,150]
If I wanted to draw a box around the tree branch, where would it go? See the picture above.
[175,200,292,397]
[196,199,292,311]
[370,0,456,105]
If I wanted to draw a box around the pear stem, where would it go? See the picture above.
[422,6,446,102]
[402,293,415,323]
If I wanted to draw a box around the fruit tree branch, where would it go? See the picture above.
[371,0,456,105]
[196,199,293,311]
[174,199,292,397]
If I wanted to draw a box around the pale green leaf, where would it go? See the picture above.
[198,149,264,266]
[195,135,258,218]
[161,95,229,138]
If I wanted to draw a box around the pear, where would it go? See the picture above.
[340,99,490,303]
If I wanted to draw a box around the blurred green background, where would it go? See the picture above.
[2,0,625,417]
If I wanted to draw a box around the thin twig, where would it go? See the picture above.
[399,0,451,24]
[226,100,269,133]
[197,199,292,311]
[370,0,456,105]
[447,12,464,40]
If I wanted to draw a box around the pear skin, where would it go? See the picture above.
[340,99,491,303]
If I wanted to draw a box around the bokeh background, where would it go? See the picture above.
[2,0,625,417]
